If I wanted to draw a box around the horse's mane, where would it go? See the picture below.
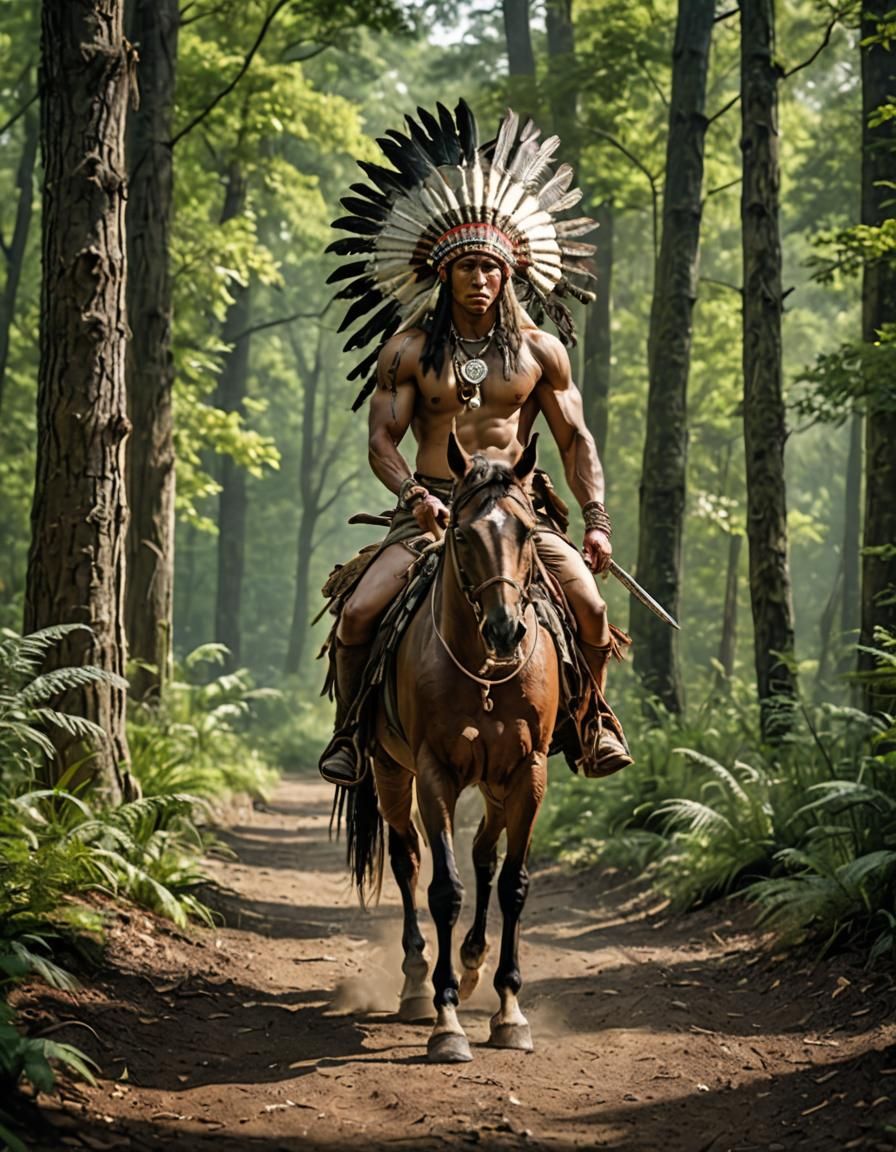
[455,455,517,520]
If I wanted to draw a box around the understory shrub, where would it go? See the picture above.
[1,629,279,1124]
[535,644,896,962]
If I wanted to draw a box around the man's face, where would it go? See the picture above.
[448,253,505,315]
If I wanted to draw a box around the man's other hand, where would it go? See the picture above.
[413,494,450,532]
[583,528,612,574]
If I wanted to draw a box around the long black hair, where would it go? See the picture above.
[419,265,525,380]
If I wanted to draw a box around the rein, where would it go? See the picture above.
[430,470,540,713]
[430,577,539,713]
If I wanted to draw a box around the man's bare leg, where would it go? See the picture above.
[534,531,633,772]
[319,542,425,786]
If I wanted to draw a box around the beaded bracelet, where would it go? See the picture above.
[582,499,612,536]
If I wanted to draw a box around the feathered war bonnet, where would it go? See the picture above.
[327,99,597,410]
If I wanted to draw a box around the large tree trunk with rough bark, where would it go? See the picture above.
[125,0,179,702]
[544,2,612,459]
[25,0,132,799]
[718,532,743,682]
[859,1,896,710]
[502,0,536,110]
[284,333,323,676]
[740,0,798,738]
[631,0,714,714]
[583,199,613,458]
[0,101,38,415]
[213,163,251,670]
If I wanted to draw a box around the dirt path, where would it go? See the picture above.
[14,775,896,1152]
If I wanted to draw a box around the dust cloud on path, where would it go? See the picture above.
[19,776,896,1151]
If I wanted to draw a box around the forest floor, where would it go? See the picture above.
[8,774,896,1152]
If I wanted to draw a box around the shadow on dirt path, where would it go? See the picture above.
[9,775,896,1151]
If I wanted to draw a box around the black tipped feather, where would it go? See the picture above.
[340,195,388,222]
[455,99,478,161]
[349,182,390,211]
[347,347,380,382]
[352,373,378,411]
[325,236,375,256]
[331,214,380,236]
[338,289,383,332]
[357,159,410,196]
[345,300,400,351]
[326,260,369,284]
[333,276,376,302]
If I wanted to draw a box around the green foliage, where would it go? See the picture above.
[537,644,896,963]
[128,643,279,800]
[0,629,279,1109]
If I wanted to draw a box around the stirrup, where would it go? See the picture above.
[318,733,367,788]
[577,726,633,779]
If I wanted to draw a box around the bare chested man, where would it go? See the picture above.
[319,249,631,785]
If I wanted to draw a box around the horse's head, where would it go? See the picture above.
[447,432,539,662]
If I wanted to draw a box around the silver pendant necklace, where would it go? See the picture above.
[451,323,495,410]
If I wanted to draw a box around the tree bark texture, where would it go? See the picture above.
[841,410,862,642]
[859,1,896,710]
[546,0,576,145]
[718,532,743,680]
[125,0,179,702]
[501,0,536,112]
[740,0,798,738]
[583,199,613,459]
[284,336,321,675]
[630,0,714,714]
[26,0,133,799]
[0,102,39,416]
[213,163,250,671]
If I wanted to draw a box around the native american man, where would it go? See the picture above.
[317,100,632,787]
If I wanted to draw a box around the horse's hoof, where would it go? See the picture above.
[458,966,481,1002]
[399,995,435,1023]
[488,1022,533,1051]
[427,1031,473,1063]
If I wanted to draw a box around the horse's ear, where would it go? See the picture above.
[514,434,538,482]
[447,430,472,478]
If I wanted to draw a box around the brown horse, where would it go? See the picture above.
[346,432,559,1063]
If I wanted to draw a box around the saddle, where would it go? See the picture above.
[319,532,629,779]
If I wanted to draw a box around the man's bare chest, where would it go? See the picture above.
[415,349,541,418]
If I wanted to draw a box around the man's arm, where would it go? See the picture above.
[368,332,419,496]
[530,331,612,572]
[367,332,449,528]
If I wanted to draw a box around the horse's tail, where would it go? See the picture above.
[332,768,383,906]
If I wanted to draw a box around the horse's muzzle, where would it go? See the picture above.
[482,605,527,659]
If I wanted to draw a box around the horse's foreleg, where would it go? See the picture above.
[489,751,548,1053]
[376,757,431,1023]
[416,754,471,1063]
[389,822,432,1022]
[459,797,504,1002]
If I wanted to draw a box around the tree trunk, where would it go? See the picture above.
[502,0,536,109]
[630,0,714,714]
[718,532,743,681]
[284,337,321,676]
[25,0,132,800]
[213,163,250,670]
[583,198,613,459]
[859,1,896,710]
[546,0,576,141]
[740,0,798,739]
[841,410,863,642]
[124,0,179,702]
[0,101,39,416]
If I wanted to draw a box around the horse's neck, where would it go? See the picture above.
[437,542,484,668]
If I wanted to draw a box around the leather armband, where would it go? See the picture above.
[583,500,612,536]
[399,477,428,509]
